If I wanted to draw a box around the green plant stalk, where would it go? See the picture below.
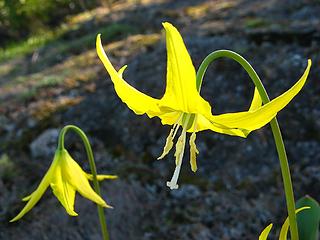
[57,125,110,240]
[196,50,299,240]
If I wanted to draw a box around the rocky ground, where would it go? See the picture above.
[0,0,319,239]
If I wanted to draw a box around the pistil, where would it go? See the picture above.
[166,129,186,190]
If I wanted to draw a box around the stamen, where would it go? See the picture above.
[166,114,190,190]
[172,121,180,139]
[174,132,185,165]
[189,132,199,172]
[157,127,175,160]
[158,114,183,160]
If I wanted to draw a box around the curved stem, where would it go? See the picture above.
[58,125,110,240]
[196,50,298,240]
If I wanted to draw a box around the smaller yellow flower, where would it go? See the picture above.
[10,149,117,222]
[259,207,310,240]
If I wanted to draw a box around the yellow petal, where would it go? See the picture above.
[249,87,263,112]
[211,60,311,131]
[50,163,78,216]
[22,193,32,202]
[96,34,160,117]
[61,150,112,208]
[259,223,273,240]
[160,22,212,117]
[279,207,310,240]
[158,111,181,125]
[240,87,263,136]
[189,114,247,137]
[186,88,262,136]
[86,173,118,181]
[10,153,59,222]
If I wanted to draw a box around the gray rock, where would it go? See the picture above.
[30,129,59,158]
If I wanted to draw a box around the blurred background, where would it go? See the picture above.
[0,0,319,239]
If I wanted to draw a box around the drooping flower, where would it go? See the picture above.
[96,22,311,189]
[10,149,117,222]
[259,207,310,240]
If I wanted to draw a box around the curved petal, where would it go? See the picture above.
[189,114,247,137]
[259,223,273,240]
[249,87,263,111]
[211,60,311,131]
[21,193,33,202]
[61,150,112,208]
[50,164,78,216]
[279,207,311,240]
[158,111,182,125]
[96,34,160,117]
[160,22,212,117]
[240,87,263,136]
[183,88,262,136]
[10,154,59,222]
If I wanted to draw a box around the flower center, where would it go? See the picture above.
[166,114,191,190]
[158,113,200,190]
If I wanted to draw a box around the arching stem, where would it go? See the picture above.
[58,125,110,240]
[196,50,298,240]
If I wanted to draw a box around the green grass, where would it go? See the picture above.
[0,154,15,180]
[0,28,66,62]
[35,75,65,88]
[0,20,140,102]
[16,74,66,101]
[244,18,270,29]
[0,22,138,63]
[48,23,139,56]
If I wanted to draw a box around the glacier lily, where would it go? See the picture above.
[259,207,310,240]
[96,22,311,190]
[10,148,117,222]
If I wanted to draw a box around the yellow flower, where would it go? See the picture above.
[259,207,310,240]
[96,22,311,189]
[10,149,117,222]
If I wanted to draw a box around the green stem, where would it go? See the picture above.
[196,50,298,240]
[58,125,110,240]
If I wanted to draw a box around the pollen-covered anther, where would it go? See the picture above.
[189,132,199,172]
[174,133,186,165]
[158,128,175,160]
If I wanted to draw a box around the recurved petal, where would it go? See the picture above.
[61,150,112,208]
[249,87,263,111]
[160,22,212,116]
[10,153,59,222]
[96,34,160,117]
[188,114,247,137]
[50,164,78,216]
[211,60,311,131]
[240,87,263,137]
[22,193,32,202]
[279,207,311,240]
[157,111,182,125]
[161,22,197,109]
[191,88,263,136]
[259,223,273,240]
